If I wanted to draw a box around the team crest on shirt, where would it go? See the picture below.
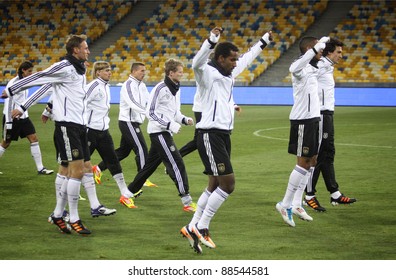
[72,149,80,158]
[135,127,140,133]
[323,132,328,139]
[170,145,176,152]
[97,90,104,100]
[217,163,226,173]
[70,69,79,81]
[302,147,310,155]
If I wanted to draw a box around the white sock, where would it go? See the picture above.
[306,167,315,195]
[292,168,312,208]
[181,194,193,206]
[305,195,315,200]
[197,187,228,230]
[189,188,211,231]
[54,173,67,206]
[82,173,100,209]
[122,188,134,198]
[113,173,127,194]
[281,165,307,209]
[67,178,81,223]
[331,191,342,199]
[30,142,44,171]
[0,146,5,157]
[54,177,69,217]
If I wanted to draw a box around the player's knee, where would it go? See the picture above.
[220,175,235,194]
[69,164,85,179]
[219,183,234,194]
[27,134,38,143]
[1,142,10,149]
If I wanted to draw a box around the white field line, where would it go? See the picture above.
[253,127,394,149]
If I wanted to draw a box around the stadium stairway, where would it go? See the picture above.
[89,0,166,62]
[251,0,358,86]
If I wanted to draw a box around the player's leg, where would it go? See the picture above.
[321,114,356,205]
[96,130,128,195]
[155,133,194,211]
[23,119,53,174]
[120,140,161,208]
[190,131,234,248]
[304,115,326,211]
[56,124,90,234]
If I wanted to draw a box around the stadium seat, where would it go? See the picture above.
[0,0,133,82]
[282,1,395,84]
[93,0,328,85]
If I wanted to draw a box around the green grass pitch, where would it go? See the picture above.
[0,104,395,260]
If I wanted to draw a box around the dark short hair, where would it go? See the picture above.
[65,34,87,55]
[323,38,344,57]
[214,42,239,60]
[131,62,145,72]
[18,61,34,77]
[299,36,318,54]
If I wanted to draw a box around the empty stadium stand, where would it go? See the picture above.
[281,0,396,85]
[0,0,133,81]
[1,0,395,86]
[97,0,329,85]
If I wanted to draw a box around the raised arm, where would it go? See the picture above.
[192,27,222,72]
[232,31,273,77]
[290,36,330,75]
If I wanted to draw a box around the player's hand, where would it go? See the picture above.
[313,42,326,53]
[210,26,223,43]
[262,31,273,44]
[169,122,181,134]
[234,105,242,116]
[1,90,8,99]
[11,109,22,119]
[313,36,330,53]
[41,115,49,123]
[318,36,330,43]
[184,117,194,126]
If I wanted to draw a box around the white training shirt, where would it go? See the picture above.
[317,56,335,112]
[6,59,87,125]
[289,49,321,121]
[3,76,29,121]
[146,81,187,135]
[85,77,111,131]
[118,75,148,124]
[191,84,203,113]
[193,37,267,131]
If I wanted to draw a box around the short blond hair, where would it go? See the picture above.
[92,61,111,79]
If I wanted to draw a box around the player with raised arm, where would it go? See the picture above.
[180,27,273,253]
[276,36,330,227]
[304,38,357,211]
